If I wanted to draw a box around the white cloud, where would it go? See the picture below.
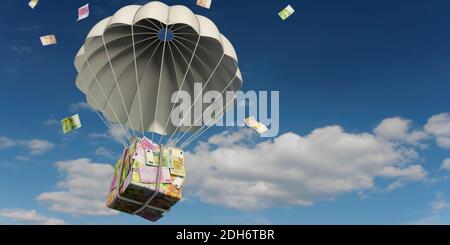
[431,193,449,214]
[379,165,427,182]
[89,124,130,145]
[423,176,449,185]
[37,158,118,216]
[16,155,30,161]
[10,45,32,54]
[95,147,116,159]
[17,25,38,31]
[108,125,130,143]
[424,113,450,149]
[374,117,428,145]
[440,158,450,171]
[381,164,428,193]
[186,125,426,211]
[69,101,92,112]
[207,128,255,147]
[26,139,55,155]
[0,136,54,155]
[88,132,108,139]
[0,209,65,225]
[43,119,59,126]
[385,181,404,192]
[0,136,15,148]
[43,115,59,126]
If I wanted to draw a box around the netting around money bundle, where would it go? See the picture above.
[106,137,185,222]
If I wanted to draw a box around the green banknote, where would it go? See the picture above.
[279,5,295,20]
[61,114,82,134]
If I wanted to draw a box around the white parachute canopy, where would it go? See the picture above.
[74,1,242,147]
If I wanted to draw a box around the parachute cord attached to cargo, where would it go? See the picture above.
[82,54,132,146]
[77,75,129,148]
[168,52,226,145]
[131,23,146,138]
[177,72,238,149]
[101,33,138,138]
[151,23,170,141]
[159,35,201,145]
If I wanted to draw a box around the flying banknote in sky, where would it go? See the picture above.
[279,4,295,20]
[245,116,269,134]
[61,114,82,134]
[196,0,212,9]
[40,35,57,46]
[28,0,38,9]
[77,4,90,21]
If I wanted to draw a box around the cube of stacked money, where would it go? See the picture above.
[106,137,186,222]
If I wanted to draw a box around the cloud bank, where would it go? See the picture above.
[186,125,427,210]
[37,159,117,216]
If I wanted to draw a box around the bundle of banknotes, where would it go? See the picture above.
[106,137,186,222]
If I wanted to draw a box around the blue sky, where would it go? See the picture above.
[1,0,450,224]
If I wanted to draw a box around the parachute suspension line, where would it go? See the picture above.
[169,38,192,65]
[151,23,169,141]
[159,35,201,145]
[159,42,179,144]
[103,115,130,148]
[137,40,163,84]
[82,57,132,143]
[130,38,163,135]
[176,73,237,148]
[101,34,137,137]
[173,35,215,56]
[81,33,161,141]
[134,24,159,33]
[94,35,160,68]
[145,19,163,31]
[172,32,199,36]
[96,32,159,48]
[170,24,190,33]
[131,24,146,138]
[82,54,132,145]
[180,94,236,149]
[168,39,214,142]
[168,48,226,144]
[128,35,160,51]
[77,76,128,148]
[156,19,165,30]
[171,38,227,80]
[102,34,159,54]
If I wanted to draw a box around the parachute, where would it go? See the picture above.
[74,1,242,149]
[74,1,243,221]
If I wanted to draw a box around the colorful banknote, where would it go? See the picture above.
[138,165,172,184]
[77,4,89,21]
[153,147,173,168]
